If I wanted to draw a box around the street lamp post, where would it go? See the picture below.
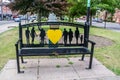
[86,0,91,23]
[84,0,91,47]
[82,0,91,61]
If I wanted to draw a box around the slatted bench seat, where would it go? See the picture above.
[20,47,90,56]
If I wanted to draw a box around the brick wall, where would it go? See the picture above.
[113,9,120,23]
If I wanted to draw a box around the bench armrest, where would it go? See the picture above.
[88,39,96,53]
[15,40,21,52]
[15,40,21,57]
[15,40,20,46]
[88,40,96,45]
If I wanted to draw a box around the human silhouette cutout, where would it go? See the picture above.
[25,27,30,44]
[80,35,83,44]
[63,28,68,45]
[75,27,80,44]
[40,28,46,44]
[68,28,73,45]
[31,27,36,44]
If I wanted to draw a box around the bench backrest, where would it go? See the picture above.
[18,22,89,48]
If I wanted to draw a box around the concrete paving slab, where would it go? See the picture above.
[69,57,116,79]
[20,59,38,68]
[78,76,120,80]
[100,76,120,80]
[0,58,119,80]
[38,67,79,80]
[0,68,37,80]
[38,58,79,80]
[0,59,38,80]
[4,60,17,69]
[39,58,70,67]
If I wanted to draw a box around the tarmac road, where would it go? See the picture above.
[77,20,120,32]
[0,21,19,33]
[0,20,28,34]
[0,20,120,34]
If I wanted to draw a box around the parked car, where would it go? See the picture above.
[92,18,103,23]
[14,17,21,22]
[28,16,37,22]
[96,19,103,23]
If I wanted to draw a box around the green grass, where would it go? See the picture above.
[0,28,18,69]
[90,27,120,75]
[0,26,120,75]
[56,65,61,68]
[68,61,74,65]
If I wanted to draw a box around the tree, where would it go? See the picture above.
[8,0,70,21]
[96,0,117,21]
[68,0,86,22]
[115,0,120,9]
[68,0,118,24]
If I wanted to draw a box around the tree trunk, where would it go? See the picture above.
[38,13,41,22]
[68,16,71,22]
[38,10,42,22]
[111,13,113,22]
[72,17,74,22]
[69,16,73,22]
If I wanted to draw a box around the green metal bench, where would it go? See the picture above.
[15,22,95,73]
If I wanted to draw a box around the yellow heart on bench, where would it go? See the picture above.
[47,29,62,44]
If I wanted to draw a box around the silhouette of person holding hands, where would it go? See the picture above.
[75,27,80,44]
[31,27,36,44]
[25,27,30,44]
[40,28,46,44]
[68,28,73,44]
[63,28,68,45]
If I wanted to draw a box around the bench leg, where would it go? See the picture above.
[16,48,24,73]
[21,56,24,63]
[15,43,24,73]
[21,56,27,63]
[16,55,24,73]
[16,54,20,73]
[81,54,85,61]
[88,53,93,69]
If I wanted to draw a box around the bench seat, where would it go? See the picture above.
[19,47,91,56]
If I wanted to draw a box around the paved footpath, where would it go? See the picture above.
[0,20,27,34]
[0,22,18,34]
[0,58,120,80]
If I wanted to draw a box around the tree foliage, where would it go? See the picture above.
[68,0,86,18]
[115,0,120,9]
[8,0,120,22]
[67,0,119,23]
[8,0,69,16]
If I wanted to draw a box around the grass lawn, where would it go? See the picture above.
[0,26,120,75]
[0,28,18,70]
[90,27,120,75]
